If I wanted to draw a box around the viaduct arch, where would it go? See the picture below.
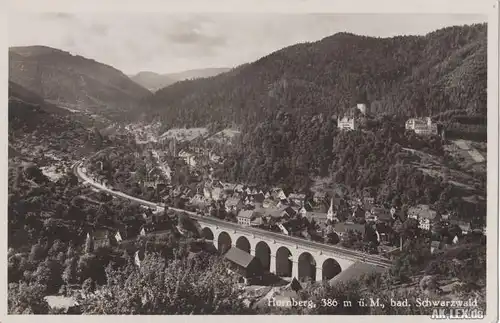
[199,223,358,282]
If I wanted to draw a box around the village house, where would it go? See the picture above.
[233,184,244,194]
[450,220,472,235]
[224,196,242,214]
[223,247,264,285]
[171,186,183,197]
[282,206,297,218]
[288,193,306,206]
[203,186,212,200]
[182,187,195,199]
[405,117,438,136]
[337,116,356,131]
[371,207,393,224]
[86,227,125,250]
[243,195,254,206]
[304,211,329,223]
[297,205,307,217]
[237,210,255,226]
[430,240,452,254]
[253,206,295,224]
[333,222,366,238]
[250,214,265,226]
[363,196,375,206]
[253,192,266,204]
[408,204,437,231]
[178,151,197,168]
[313,191,327,204]
[262,198,277,209]
[220,182,235,192]
[139,224,153,236]
[134,248,146,267]
[190,193,209,208]
[208,151,222,163]
[351,205,366,220]
[271,188,288,200]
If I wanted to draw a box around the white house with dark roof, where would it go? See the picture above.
[288,193,306,206]
[237,210,255,226]
[405,117,438,136]
[408,204,437,231]
[337,116,356,131]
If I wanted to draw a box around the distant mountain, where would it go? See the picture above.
[9,46,151,121]
[167,67,232,81]
[129,72,177,92]
[130,67,231,92]
[145,24,486,129]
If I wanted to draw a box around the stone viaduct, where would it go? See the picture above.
[196,219,391,282]
[73,161,391,282]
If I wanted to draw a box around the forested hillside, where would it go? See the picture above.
[146,24,486,129]
[9,46,151,121]
[9,81,85,137]
[8,81,107,160]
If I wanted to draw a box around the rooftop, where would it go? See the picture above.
[237,209,255,219]
[334,222,366,235]
[408,204,437,220]
[224,247,255,268]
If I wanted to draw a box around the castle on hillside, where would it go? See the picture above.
[337,103,368,131]
[405,117,438,136]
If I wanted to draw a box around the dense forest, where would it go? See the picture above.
[9,46,151,121]
[212,110,485,225]
[146,24,486,129]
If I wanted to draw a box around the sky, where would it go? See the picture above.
[8,13,486,75]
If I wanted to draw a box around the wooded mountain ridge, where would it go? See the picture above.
[8,24,486,128]
[9,46,151,121]
[145,24,486,129]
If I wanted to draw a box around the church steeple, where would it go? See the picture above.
[327,197,334,221]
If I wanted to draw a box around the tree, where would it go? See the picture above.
[62,257,78,285]
[77,254,250,314]
[340,229,364,250]
[324,225,340,245]
[8,282,50,314]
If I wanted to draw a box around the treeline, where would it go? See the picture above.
[146,24,486,129]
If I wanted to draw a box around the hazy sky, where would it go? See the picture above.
[9,13,486,75]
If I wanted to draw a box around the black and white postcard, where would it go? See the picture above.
[3,0,499,321]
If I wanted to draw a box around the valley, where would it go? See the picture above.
[7,22,488,315]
